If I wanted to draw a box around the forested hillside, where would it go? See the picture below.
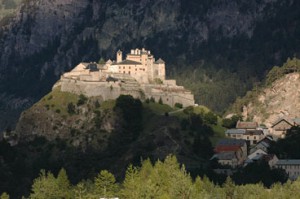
[1,91,226,197]
[1,0,300,129]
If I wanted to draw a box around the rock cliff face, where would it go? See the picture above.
[1,0,300,130]
[242,73,300,127]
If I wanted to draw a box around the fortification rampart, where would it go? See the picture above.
[55,48,195,108]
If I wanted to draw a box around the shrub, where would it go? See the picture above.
[94,100,100,108]
[183,106,194,115]
[67,103,76,115]
[77,94,88,106]
[204,111,218,125]
[158,97,163,104]
[175,103,183,109]
[150,97,155,103]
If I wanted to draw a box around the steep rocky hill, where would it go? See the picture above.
[228,58,300,127]
[241,72,300,127]
[1,0,300,130]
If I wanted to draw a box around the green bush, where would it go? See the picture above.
[158,97,163,104]
[94,100,100,108]
[77,94,88,106]
[174,103,183,109]
[67,103,76,115]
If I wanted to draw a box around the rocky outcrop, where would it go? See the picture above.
[242,73,300,127]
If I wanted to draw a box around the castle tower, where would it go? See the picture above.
[116,50,122,63]
[154,58,166,80]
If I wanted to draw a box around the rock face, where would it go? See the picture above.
[242,73,300,127]
[1,0,300,130]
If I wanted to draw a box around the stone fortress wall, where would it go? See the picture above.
[55,48,195,107]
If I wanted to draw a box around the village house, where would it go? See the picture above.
[244,148,267,165]
[243,129,265,145]
[211,151,241,168]
[225,129,245,139]
[212,139,247,168]
[249,136,273,154]
[270,118,300,138]
[244,152,278,168]
[274,159,300,180]
[225,129,265,146]
[236,121,258,130]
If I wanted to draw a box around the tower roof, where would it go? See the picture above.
[155,58,165,64]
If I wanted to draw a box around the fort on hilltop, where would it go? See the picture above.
[55,48,195,107]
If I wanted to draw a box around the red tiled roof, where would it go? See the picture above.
[215,146,241,153]
[236,121,258,129]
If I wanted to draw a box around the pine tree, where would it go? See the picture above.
[121,165,141,199]
[30,170,59,199]
[56,168,73,199]
[0,192,9,199]
[94,170,118,198]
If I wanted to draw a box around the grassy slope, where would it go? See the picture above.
[31,88,225,148]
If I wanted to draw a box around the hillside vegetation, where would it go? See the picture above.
[2,88,228,197]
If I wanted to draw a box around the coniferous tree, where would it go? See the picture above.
[94,170,118,198]
[0,192,9,199]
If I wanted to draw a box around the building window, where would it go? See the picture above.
[123,66,125,69]
[254,136,256,140]
[129,67,131,69]
[128,71,131,74]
